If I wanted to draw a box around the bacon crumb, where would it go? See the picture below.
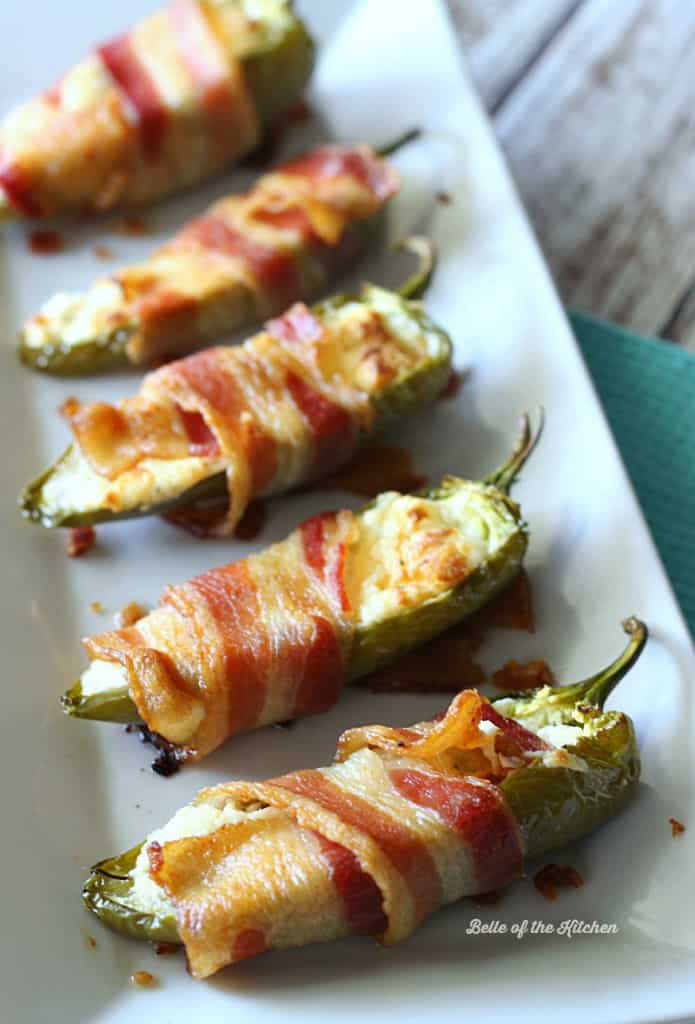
[116,601,146,628]
[492,659,555,692]
[58,396,81,419]
[471,890,501,906]
[154,942,179,956]
[29,229,63,254]
[130,971,156,987]
[533,864,584,901]
[66,526,96,558]
[85,934,97,950]
[90,601,104,614]
[93,244,114,260]
[669,817,686,837]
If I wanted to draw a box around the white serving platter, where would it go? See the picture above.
[1,1,694,1022]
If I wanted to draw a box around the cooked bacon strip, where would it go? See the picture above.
[67,290,420,533]
[312,831,388,935]
[280,146,396,201]
[98,36,168,161]
[84,512,355,757]
[168,0,240,134]
[274,770,443,925]
[388,769,523,892]
[145,691,527,978]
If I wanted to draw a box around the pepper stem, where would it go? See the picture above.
[483,409,545,494]
[562,617,648,709]
[376,128,421,157]
[395,236,437,300]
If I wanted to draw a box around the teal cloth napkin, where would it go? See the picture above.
[569,311,694,639]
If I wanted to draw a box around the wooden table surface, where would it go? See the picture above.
[447,0,695,350]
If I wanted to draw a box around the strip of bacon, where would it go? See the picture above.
[479,703,549,754]
[275,771,442,924]
[176,349,278,493]
[184,562,268,735]
[300,512,350,613]
[281,146,398,201]
[286,372,357,479]
[180,216,300,304]
[168,0,233,116]
[266,303,323,344]
[176,406,220,458]
[252,204,319,242]
[98,35,167,160]
[312,831,388,935]
[291,614,345,717]
[389,768,524,893]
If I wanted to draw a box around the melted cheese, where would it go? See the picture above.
[347,486,513,628]
[130,799,276,918]
[39,443,226,523]
[80,659,127,697]
[22,280,126,355]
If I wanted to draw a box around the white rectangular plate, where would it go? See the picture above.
[2,2,694,1022]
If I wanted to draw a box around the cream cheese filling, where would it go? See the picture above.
[39,444,225,521]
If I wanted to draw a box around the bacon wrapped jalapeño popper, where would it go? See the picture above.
[61,418,541,766]
[0,1,314,224]
[18,139,405,374]
[22,253,445,536]
[83,619,645,978]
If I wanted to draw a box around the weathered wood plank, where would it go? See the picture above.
[446,0,581,110]
[485,0,695,347]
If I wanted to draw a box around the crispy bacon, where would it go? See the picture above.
[300,512,350,613]
[175,348,278,493]
[252,204,318,241]
[313,831,388,935]
[180,216,300,302]
[286,372,356,478]
[492,658,554,691]
[266,303,323,344]
[388,769,524,892]
[176,406,220,458]
[291,615,345,716]
[185,562,268,736]
[168,0,233,117]
[275,771,442,924]
[281,145,398,201]
[98,36,168,161]
[479,703,549,754]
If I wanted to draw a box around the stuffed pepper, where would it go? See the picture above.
[18,135,408,372]
[62,417,541,767]
[83,618,645,978]
[22,256,447,535]
[0,0,314,224]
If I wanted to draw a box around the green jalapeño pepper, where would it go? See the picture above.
[82,618,645,956]
[21,240,443,532]
[61,414,541,756]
